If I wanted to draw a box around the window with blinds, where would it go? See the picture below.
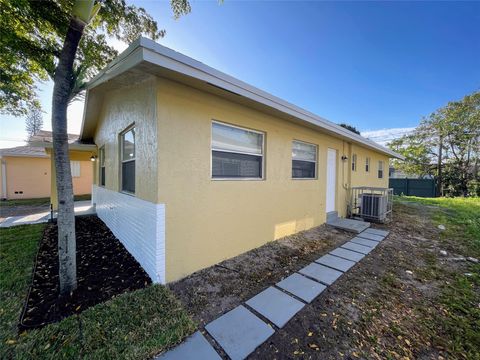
[99,146,105,186]
[211,121,264,179]
[378,160,384,178]
[292,140,317,179]
[120,125,135,193]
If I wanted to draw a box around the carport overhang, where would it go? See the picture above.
[80,37,405,160]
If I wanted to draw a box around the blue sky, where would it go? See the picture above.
[1,0,479,148]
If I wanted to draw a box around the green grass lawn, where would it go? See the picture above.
[0,194,92,208]
[0,224,195,359]
[395,196,480,357]
[396,196,480,256]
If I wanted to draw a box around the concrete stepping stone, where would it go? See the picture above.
[156,331,221,360]
[315,253,356,272]
[330,247,365,262]
[341,241,373,255]
[350,237,379,248]
[299,262,343,285]
[364,228,389,237]
[205,305,274,360]
[357,232,384,242]
[276,273,326,303]
[246,286,304,328]
[327,217,370,233]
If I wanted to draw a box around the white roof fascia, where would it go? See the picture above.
[0,153,47,159]
[82,37,404,159]
[30,141,97,152]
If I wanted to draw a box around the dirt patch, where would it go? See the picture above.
[20,215,151,330]
[169,225,351,326]
[171,202,476,359]
[249,203,473,359]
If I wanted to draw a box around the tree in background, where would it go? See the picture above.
[339,123,361,135]
[389,91,480,196]
[25,108,44,139]
[1,0,191,295]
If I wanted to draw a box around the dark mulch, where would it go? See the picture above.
[20,215,151,330]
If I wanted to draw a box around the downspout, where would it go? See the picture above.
[341,141,352,217]
[341,141,347,190]
[342,140,352,216]
[341,141,352,190]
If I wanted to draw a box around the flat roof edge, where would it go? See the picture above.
[30,141,97,151]
[82,37,404,159]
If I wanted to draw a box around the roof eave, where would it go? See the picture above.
[81,37,404,160]
[30,141,97,152]
[0,154,48,159]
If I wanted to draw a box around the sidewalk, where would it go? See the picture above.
[0,201,95,227]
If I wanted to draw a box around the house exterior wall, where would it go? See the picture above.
[92,185,165,282]
[1,156,50,199]
[0,156,93,200]
[349,144,390,188]
[93,76,158,203]
[90,75,393,284]
[155,77,386,282]
[91,76,165,282]
[73,160,94,195]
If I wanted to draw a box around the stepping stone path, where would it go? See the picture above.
[341,241,373,255]
[364,228,389,237]
[276,273,326,303]
[156,331,221,360]
[350,236,379,248]
[205,305,274,360]
[299,262,343,285]
[316,253,356,272]
[357,231,384,242]
[157,227,390,360]
[246,286,304,327]
[330,247,365,262]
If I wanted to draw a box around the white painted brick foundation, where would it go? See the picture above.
[92,185,165,283]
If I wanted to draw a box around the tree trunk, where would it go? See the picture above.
[52,17,85,296]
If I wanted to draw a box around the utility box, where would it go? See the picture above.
[349,187,393,223]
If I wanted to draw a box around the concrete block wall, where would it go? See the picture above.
[92,185,165,283]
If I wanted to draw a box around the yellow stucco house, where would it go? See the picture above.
[76,37,402,284]
[0,133,93,200]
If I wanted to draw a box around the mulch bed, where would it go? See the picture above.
[20,215,151,330]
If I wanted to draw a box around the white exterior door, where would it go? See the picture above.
[326,148,337,213]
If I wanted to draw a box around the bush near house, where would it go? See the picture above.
[0,224,195,359]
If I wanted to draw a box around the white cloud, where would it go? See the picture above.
[361,127,416,146]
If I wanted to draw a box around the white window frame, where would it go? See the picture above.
[120,124,136,194]
[351,153,357,172]
[211,120,265,181]
[291,139,318,180]
[365,157,370,173]
[70,161,81,178]
[99,146,106,187]
[378,160,384,179]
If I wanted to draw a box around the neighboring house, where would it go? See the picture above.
[40,38,403,284]
[0,131,93,200]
